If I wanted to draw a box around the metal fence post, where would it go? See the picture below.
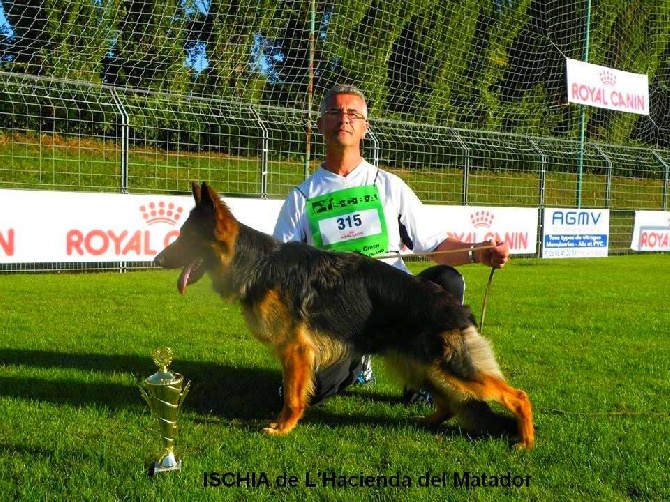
[367,127,380,168]
[109,88,129,194]
[305,0,316,182]
[249,105,269,198]
[450,129,470,206]
[576,0,593,209]
[528,137,546,258]
[593,144,612,207]
[652,150,669,210]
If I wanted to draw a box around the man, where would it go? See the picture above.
[273,84,509,406]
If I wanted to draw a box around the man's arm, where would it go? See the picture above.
[428,238,510,268]
[273,189,306,243]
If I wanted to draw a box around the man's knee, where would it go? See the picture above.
[418,265,465,303]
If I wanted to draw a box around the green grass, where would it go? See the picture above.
[1,255,669,501]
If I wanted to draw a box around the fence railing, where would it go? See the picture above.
[1,75,668,273]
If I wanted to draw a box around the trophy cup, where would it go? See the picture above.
[139,347,190,475]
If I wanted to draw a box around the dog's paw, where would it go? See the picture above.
[412,410,452,426]
[262,423,292,436]
[409,415,441,430]
[513,440,535,450]
[412,414,430,423]
[262,426,283,436]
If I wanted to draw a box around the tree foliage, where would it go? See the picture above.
[0,0,669,147]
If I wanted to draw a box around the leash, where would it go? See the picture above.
[539,408,670,417]
[371,245,498,261]
[372,246,499,334]
[479,267,496,334]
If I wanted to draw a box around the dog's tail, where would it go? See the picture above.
[452,325,504,382]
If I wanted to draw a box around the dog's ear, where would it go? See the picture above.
[192,181,202,205]
[197,183,238,235]
[200,182,215,208]
[198,183,223,224]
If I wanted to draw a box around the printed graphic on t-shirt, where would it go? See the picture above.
[305,185,389,256]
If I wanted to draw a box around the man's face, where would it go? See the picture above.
[317,93,369,149]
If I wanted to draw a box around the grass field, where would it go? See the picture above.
[1,255,669,501]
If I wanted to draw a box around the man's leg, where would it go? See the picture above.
[310,355,364,406]
[417,264,465,303]
[279,355,365,407]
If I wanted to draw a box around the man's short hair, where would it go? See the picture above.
[319,84,368,118]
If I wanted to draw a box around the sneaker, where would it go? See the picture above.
[355,370,376,385]
[355,355,375,385]
[402,387,434,407]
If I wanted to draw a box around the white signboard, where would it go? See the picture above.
[421,206,538,255]
[566,58,649,115]
[0,190,540,263]
[630,211,670,251]
[0,189,283,263]
[542,208,609,258]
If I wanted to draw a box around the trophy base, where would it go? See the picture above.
[151,459,182,476]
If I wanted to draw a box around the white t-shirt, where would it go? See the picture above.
[273,160,447,273]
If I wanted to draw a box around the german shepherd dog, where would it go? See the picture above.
[154,182,534,449]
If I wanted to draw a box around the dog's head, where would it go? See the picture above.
[154,181,238,294]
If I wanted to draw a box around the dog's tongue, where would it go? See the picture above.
[177,261,200,295]
[177,266,191,295]
[177,259,203,295]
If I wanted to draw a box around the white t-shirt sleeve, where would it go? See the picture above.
[393,176,448,253]
[272,189,307,243]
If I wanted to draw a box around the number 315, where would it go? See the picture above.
[337,214,362,230]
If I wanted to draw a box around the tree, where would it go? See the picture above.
[101,0,190,93]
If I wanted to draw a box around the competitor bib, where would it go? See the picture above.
[305,185,389,257]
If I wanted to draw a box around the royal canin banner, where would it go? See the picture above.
[0,189,283,263]
[1,189,539,263]
[420,206,538,255]
[566,58,649,115]
[630,210,670,252]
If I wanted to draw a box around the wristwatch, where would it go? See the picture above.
[468,244,477,263]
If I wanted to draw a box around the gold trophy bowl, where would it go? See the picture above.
[139,347,190,475]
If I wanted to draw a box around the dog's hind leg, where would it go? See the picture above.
[414,392,455,427]
[385,355,457,427]
[439,374,535,450]
[263,325,316,437]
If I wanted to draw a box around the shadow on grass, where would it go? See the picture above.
[0,349,521,446]
[0,349,281,419]
[330,388,521,446]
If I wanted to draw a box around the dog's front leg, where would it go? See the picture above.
[264,339,316,436]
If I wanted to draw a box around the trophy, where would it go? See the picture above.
[139,347,190,475]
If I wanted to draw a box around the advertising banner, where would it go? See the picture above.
[0,189,283,263]
[421,206,538,255]
[0,190,541,263]
[630,211,670,251]
[566,58,649,115]
[541,208,609,258]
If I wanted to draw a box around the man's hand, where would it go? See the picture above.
[475,239,509,269]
